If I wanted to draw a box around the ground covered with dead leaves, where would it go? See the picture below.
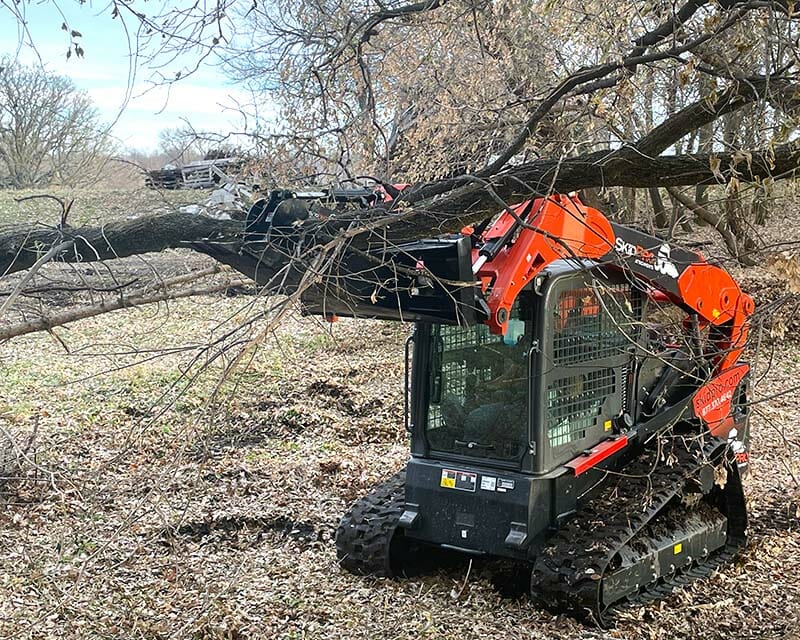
[0,189,798,640]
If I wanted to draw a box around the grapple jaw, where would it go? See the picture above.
[300,235,489,324]
[194,233,489,326]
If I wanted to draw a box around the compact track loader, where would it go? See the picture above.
[197,188,754,624]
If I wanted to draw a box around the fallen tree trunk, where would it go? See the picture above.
[1,143,797,284]
[395,143,800,240]
[0,210,240,277]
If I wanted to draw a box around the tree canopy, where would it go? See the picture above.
[0,58,111,188]
[3,0,800,329]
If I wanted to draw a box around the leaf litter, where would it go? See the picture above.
[0,196,798,639]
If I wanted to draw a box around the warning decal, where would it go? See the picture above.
[440,469,477,492]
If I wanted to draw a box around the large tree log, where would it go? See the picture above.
[393,143,800,241]
[0,211,240,277]
[1,143,797,282]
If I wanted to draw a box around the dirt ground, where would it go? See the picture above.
[0,189,798,639]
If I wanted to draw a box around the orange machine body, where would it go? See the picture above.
[469,194,754,377]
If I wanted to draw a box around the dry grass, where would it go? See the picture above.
[0,188,797,639]
[0,185,201,227]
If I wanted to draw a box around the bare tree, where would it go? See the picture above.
[157,127,205,166]
[0,58,112,188]
[3,0,800,332]
[218,0,800,258]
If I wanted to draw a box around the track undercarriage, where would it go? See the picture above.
[335,442,747,626]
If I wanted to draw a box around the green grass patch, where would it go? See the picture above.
[0,187,205,226]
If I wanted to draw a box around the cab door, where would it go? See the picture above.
[533,270,644,474]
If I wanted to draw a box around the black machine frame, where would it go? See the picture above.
[398,263,658,560]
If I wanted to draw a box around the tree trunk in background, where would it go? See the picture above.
[578,188,607,211]
[650,187,668,228]
[720,110,757,255]
[752,189,769,225]
[663,72,689,234]
[621,187,637,222]
[694,121,714,214]
[724,197,757,258]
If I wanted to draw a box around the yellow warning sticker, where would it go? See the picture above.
[440,469,456,488]
[674,543,683,555]
[603,420,613,432]
[440,469,477,491]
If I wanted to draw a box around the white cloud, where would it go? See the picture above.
[7,28,277,150]
[86,82,270,151]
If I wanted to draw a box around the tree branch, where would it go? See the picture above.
[629,79,800,158]
[0,273,249,341]
[472,1,754,178]
[0,211,240,277]
[666,186,757,265]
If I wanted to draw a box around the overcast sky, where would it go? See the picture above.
[1,2,257,152]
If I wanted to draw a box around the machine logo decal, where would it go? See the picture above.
[614,238,680,279]
[440,469,477,492]
[655,244,680,278]
[692,363,748,432]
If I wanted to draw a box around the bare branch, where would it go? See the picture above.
[666,186,757,265]
[0,273,249,342]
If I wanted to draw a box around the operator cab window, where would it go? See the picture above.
[546,281,642,451]
[425,303,531,462]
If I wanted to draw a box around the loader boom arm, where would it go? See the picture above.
[196,189,753,375]
[471,194,754,372]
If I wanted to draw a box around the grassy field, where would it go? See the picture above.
[0,188,798,639]
[0,187,200,226]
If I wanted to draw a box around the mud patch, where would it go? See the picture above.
[307,380,359,415]
[307,380,385,417]
[307,381,347,398]
[751,502,800,534]
[163,515,332,549]
[192,399,308,459]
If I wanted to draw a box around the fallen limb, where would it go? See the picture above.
[665,187,757,266]
[0,210,240,277]
[1,142,796,300]
[0,273,249,341]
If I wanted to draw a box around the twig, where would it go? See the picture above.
[0,276,249,341]
[450,558,473,599]
[0,240,75,317]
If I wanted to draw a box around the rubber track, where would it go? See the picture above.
[530,441,747,626]
[335,470,406,577]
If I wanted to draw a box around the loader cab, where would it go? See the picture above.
[410,262,645,476]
